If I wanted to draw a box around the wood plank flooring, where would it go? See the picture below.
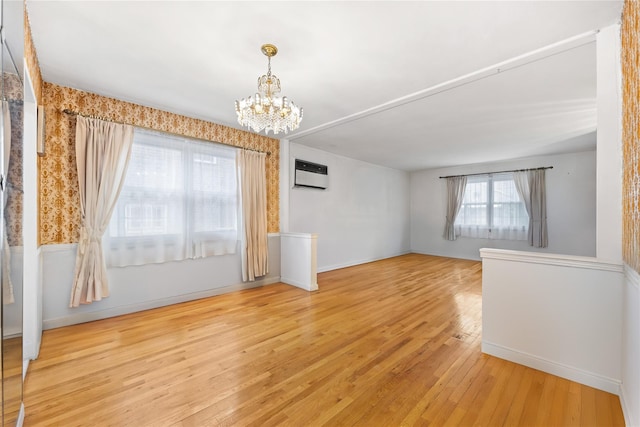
[24,254,624,426]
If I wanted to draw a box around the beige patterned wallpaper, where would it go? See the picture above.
[2,73,22,104]
[3,73,24,246]
[24,6,44,105]
[40,83,280,244]
[622,0,640,273]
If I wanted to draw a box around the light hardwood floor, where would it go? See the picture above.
[24,254,624,426]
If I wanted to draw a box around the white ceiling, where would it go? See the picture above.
[3,0,25,78]
[26,1,623,171]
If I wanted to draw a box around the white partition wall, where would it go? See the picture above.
[281,232,318,291]
[481,249,623,394]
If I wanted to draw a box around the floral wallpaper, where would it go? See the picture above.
[622,0,640,273]
[24,5,44,105]
[3,73,23,246]
[40,83,280,244]
[2,72,22,102]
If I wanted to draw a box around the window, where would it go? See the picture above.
[454,173,528,240]
[104,129,238,267]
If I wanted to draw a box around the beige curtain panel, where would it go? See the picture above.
[239,150,268,282]
[443,176,467,241]
[70,116,134,307]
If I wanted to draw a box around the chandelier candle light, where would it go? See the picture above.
[235,44,303,135]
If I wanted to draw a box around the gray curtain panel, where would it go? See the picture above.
[514,170,548,248]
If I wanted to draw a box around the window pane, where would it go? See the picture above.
[105,129,239,267]
[493,179,519,203]
[116,191,183,237]
[456,180,488,226]
[192,148,237,233]
[458,204,488,226]
[125,143,182,190]
[463,181,487,204]
[492,179,528,227]
[455,174,529,240]
[493,202,528,227]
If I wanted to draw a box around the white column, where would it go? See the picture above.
[596,24,623,263]
[23,65,42,361]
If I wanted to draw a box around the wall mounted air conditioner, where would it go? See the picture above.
[294,159,328,190]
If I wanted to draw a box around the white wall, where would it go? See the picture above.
[23,65,41,361]
[288,143,410,272]
[481,249,623,394]
[411,150,596,260]
[596,24,622,263]
[41,235,281,329]
[622,266,640,427]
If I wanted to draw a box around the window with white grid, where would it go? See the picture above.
[104,129,238,267]
[454,173,528,240]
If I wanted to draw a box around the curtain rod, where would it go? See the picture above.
[439,166,553,179]
[62,109,271,155]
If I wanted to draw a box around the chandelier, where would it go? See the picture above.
[235,44,303,135]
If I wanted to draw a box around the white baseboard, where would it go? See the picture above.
[482,341,621,395]
[317,251,411,273]
[281,276,318,291]
[620,382,638,427]
[43,276,281,330]
[410,249,481,261]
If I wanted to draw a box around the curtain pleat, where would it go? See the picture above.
[443,176,467,241]
[528,169,548,248]
[239,150,268,281]
[70,117,133,307]
[514,170,548,248]
[513,171,532,232]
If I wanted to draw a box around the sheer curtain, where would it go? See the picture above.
[454,174,528,241]
[485,176,528,240]
[238,150,268,281]
[70,117,134,307]
[514,169,548,247]
[443,176,467,241]
[104,130,238,267]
